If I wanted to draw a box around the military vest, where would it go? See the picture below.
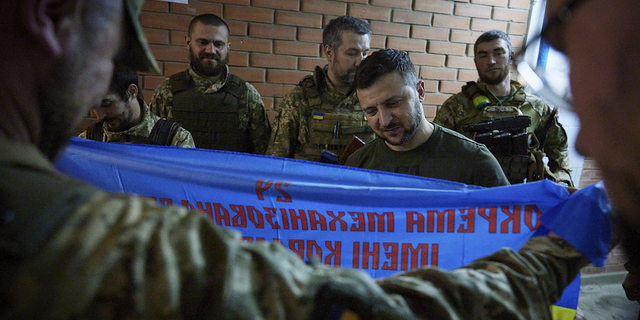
[459,81,553,184]
[85,119,182,146]
[169,71,252,152]
[299,67,375,162]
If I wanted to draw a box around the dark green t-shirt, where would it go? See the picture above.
[345,123,510,187]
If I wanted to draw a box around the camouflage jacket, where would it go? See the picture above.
[79,102,195,147]
[266,65,373,161]
[434,80,573,186]
[1,135,589,319]
[149,65,270,154]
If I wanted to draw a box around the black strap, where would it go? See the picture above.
[85,121,105,142]
[149,118,182,146]
[537,107,559,150]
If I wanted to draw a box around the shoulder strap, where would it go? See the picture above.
[85,121,105,142]
[169,70,190,94]
[537,107,559,150]
[300,66,324,109]
[149,118,182,146]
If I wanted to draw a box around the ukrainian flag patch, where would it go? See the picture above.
[313,112,324,120]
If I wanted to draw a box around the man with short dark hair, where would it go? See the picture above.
[346,49,509,188]
[80,69,194,147]
[267,16,376,163]
[434,30,573,186]
[150,13,270,153]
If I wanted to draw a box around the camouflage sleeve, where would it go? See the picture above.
[433,94,466,131]
[244,83,271,154]
[266,88,304,158]
[149,78,173,119]
[77,131,87,139]
[171,127,196,148]
[8,192,587,320]
[536,105,574,186]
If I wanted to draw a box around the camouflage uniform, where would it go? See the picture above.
[434,80,573,186]
[78,102,195,147]
[150,65,270,154]
[267,66,376,162]
[1,134,589,319]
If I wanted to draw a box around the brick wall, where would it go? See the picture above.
[134,0,531,123]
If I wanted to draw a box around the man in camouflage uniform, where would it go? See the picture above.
[434,30,573,186]
[0,0,604,318]
[267,16,376,163]
[150,14,270,153]
[79,69,195,147]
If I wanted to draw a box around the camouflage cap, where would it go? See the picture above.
[118,0,161,74]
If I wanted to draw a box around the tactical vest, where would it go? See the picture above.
[299,66,375,162]
[169,71,252,152]
[85,119,182,146]
[460,81,554,184]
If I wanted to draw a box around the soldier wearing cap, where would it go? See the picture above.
[0,0,601,318]
[149,14,270,154]
[266,16,376,163]
[79,68,195,147]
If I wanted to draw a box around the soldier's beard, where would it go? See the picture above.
[190,47,228,77]
[479,65,509,85]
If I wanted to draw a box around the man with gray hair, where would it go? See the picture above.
[267,15,376,163]
[435,30,573,186]
[346,49,509,188]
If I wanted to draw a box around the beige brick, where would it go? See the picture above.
[170,31,187,46]
[446,55,476,69]
[164,62,188,77]
[371,0,412,9]
[470,0,508,7]
[276,11,323,28]
[301,0,348,16]
[262,97,274,111]
[202,0,249,5]
[411,26,449,41]
[144,28,169,45]
[428,41,467,55]
[228,67,266,82]
[423,93,451,105]
[252,0,300,11]
[229,52,249,67]
[493,8,529,23]
[458,69,478,82]
[509,0,530,9]
[414,0,454,14]
[409,52,446,67]
[227,21,248,36]
[471,18,508,32]
[455,3,492,19]
[420,67,457,81]
[509,22,528,36]
[150,44,188,63]
[229,36,273,53]
[433,15,470,30]
[225,5,274,23]
[249,23,296,40]
[170,2,222,16]
[422,79,439,92]
[423,105,438,119]
[274,40,321,57]
[141,12,192,31]
[371,21,410,37]
[299,57,327,71]
[439,81,465,94]
[298,28,323,43]
[252,83,296,98]
[251,53,298,69]
[387,37,427,52]
[142,0,168,13]
[392,10,432,26]
[348,4,392,21]
[268,70,313,84]
[450,30,483,44]
[371,35,387,50]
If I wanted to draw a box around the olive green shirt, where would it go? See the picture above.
[150,65,270,154]
[434,80,573,186]
[78,102,195,147]
[0,135,587,319]
[346,124,510,188]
